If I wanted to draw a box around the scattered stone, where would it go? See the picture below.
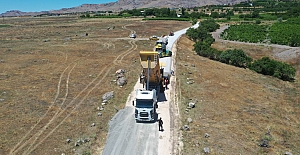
[187,118,192,123]
[91,123,95,127]
[102,102,106,105]
[115,69,125,74]
[285,152,293,155]
[188,102,195,108]
[0,60,4,63]
[184,64,188,66]
[259,139,269,147]
[117,77,127,86]
[64,37,71,41]
[66,139,71,143]
[61,153,65,155]
[188,71,193,74]
[43,39,50,42]
[183,125,190,131]
[0,99,4,102]
[204,147,210,154]
[97,106,104,111]
[75,142,79,147]
[116,73,124,78]
[98,113,102,116]
[103,100,108,103]
[205,133,210,138]
[102,91,114,101]
[191,64,195,67]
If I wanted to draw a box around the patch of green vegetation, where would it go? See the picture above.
[221,24,269,43]
[0,24,10,28]
[269,17,300,47]
[143,17,190,21]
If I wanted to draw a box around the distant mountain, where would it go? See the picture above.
[1,0,248,17]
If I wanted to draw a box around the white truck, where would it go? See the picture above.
[133,89,157,122]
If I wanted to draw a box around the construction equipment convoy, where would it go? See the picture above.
[133,51,165,122]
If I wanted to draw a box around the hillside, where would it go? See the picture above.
[0,0,247,17]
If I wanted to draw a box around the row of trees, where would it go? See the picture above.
[186,19,296,81]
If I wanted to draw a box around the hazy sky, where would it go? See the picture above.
[0,0,117,14]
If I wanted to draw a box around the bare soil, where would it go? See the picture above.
[0,16,190,155]
[176,35,300,154]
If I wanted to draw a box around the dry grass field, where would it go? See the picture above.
[0,16,190,155]
[176,36,300,154]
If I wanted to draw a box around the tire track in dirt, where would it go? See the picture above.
[113,40,137,65]
[27,66,112,154]
[25,39,137,153]
[122,25,136,34]
[11,26,138,155]
[15,65,108,155]
[21,64,77,154]
[9,64,72,155]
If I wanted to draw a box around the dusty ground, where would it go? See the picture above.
[0,16,191,155]
[175,34,300,154]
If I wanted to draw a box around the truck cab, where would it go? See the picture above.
[134,89,157,122]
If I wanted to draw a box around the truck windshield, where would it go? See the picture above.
[136,99,153,108]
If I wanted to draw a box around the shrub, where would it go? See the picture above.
[249,57,296,81]
[219,49,252,68]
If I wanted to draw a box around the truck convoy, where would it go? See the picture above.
[133,51,165,122]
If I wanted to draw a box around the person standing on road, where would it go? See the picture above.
[158,117,163,131]
[165,78,169,90]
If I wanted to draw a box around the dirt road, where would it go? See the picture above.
[102,23,199,155]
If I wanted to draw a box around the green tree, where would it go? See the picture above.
[211,12,219,18]
[249,57,296,81]
[219,49,252,68]
[186,28,199,42]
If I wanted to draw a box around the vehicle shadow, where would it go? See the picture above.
[157,91,167,102]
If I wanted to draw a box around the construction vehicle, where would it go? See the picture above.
[134,51,165,122]
[133,89,157,122]
[155,44,172,58]
[155,38,171,58]
[139,51,164,91]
